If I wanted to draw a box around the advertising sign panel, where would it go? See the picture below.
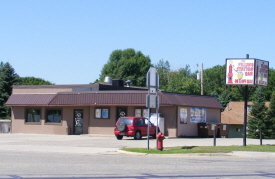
[255,59,269,86]
[225,59,269,86]
[190,108,206,123]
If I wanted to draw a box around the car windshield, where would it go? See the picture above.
[118,118,132,125]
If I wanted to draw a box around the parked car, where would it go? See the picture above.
[114,116,159,140]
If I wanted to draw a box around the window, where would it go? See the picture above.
[138,118,144,125]
[46,110,62,123]
[26,109,41,123]
[95,108,109,119]
[135,109,142,117]
[236,128,241,132]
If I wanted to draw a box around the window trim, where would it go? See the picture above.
[45,109,63,124]
[25,108,42,124]
[95,107,110,119]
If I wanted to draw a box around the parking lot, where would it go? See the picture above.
[1,133,275,155]
[1,134,275,178]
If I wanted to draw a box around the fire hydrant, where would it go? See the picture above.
[156,132,165,151]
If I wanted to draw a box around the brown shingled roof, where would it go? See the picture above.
[161,92,223,109]
[6,90,223,109]
[6,94,56,106]
[221,101,270,125]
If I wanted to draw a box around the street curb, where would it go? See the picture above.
[118,149,234,157]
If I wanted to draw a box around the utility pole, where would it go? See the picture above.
[201,63,203,95]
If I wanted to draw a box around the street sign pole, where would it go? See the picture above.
[147,72,150,150]
[156,73,159,149]
[146,67,159,151]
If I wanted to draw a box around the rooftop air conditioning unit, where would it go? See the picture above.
[104,76,112,84]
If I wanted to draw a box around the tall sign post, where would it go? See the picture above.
[146,67,159,150]
[225,55,269,146]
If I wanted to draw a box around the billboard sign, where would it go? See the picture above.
[225,58,269,86]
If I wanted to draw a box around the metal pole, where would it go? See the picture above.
[156,73,159,149]
[201,63,203,95]
[147,72,150,150]
[243,54,249,146]
[260,129,262,145]
[213,125,216,146]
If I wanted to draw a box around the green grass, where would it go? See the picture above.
[121,145,275,154]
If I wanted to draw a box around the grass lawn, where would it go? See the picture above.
[121,145,275,154]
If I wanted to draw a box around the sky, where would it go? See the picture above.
[1,0,275,85]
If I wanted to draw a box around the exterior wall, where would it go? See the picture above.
[12,106,67,135]
[11,106,90,135]
[88,106,116,134]
[159,106,177,137]
[228,125,243,138]
[177,107,221,137]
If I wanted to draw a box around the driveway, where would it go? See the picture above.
[1,133,275,155]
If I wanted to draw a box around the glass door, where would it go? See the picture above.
[74,109,83,134]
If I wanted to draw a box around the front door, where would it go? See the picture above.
[74,109,83,134]
[116,107,127,122]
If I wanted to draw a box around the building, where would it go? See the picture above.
[221,101,270,138]
[6,81,223,137]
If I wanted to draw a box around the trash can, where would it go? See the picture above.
[197,123,208,137]
[206,123,218,137]
[218,123,229,138]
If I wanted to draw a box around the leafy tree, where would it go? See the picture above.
[203,65,226,96]
[166,70,200,94]
[154,59,170,91]
[266,90,275,138]
[0,62,19,119]
[217,89,233,109]
[247,87,272,138]
[263,68,275,101]
[99,49,152,87]
[18,77,54,85]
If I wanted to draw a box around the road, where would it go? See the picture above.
[0,134,275,179]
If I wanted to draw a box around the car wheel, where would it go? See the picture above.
[117,122,126,132]
[116,135,123,140]
[134,131,141,140]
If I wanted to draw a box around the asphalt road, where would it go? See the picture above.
[0,134,275,179]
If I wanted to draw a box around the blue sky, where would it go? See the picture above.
[1,0,274,85]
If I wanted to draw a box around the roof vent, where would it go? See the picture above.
[104,76,112,84]
[126,80,131,87]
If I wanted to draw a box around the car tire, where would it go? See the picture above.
[116,135,123,140]
[117,122,126,132]
[134,131,141,140]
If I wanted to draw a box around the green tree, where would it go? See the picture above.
[217,89,233,110]
[203,65,226,96]
[154,59,170,91]
[247,87,272,138]
[263,68,275,101]
[18,77,54,85]
[166,70,200,94]
[99,49,152,87]
[0,62,19,119]
[266,90,275,138]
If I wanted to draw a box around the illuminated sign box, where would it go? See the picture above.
[225,58,269,86]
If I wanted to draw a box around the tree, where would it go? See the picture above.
[217,89,233,110]
[166,70,200,95]
[247,87,272,138]
[18,77,54,85]
[154,59,170,91]
[0,62,19,119]
[266,90,275,138]
[99,49,152,87]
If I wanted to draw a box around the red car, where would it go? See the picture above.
[114,116,158,140]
